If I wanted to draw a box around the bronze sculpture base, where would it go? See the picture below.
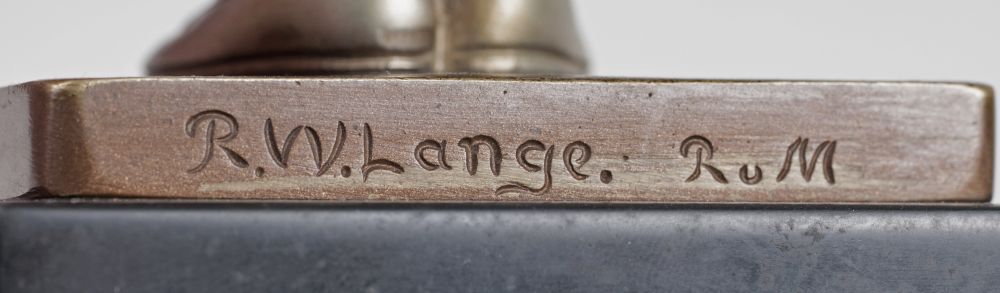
[1,76,992,202]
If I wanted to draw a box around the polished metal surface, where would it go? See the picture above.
[2,1,996,203]
[0,77,991,202]
[147,0,588,75]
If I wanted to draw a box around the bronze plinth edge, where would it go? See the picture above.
[0,76,991,202]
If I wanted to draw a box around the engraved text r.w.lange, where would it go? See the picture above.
[185,110,838,196]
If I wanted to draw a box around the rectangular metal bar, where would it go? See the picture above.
[3,200,1000,292]
[0,77,993,201]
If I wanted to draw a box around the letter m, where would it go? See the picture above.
[776,137,837,184]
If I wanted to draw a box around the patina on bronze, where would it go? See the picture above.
[0,0,993,202]
[0,77,992,201]
[147,0,587,76]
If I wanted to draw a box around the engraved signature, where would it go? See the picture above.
[186,110,837,196]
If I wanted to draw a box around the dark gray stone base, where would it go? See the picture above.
[2,200,999,292]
